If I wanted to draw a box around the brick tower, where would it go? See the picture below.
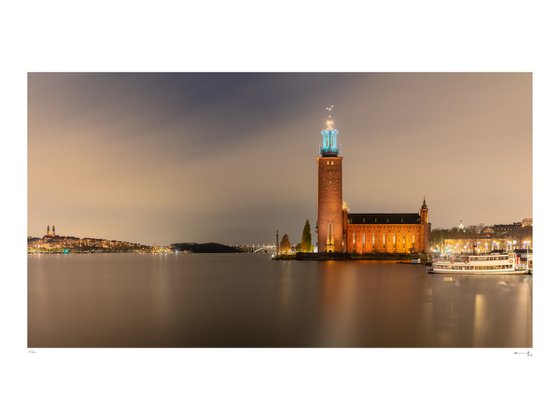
[317,110,344,252]
[419,197,431,253]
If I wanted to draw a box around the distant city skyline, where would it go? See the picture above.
[28,73,532,245]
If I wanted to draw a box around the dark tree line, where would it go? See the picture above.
[171,242,241,253]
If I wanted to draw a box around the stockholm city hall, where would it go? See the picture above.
[316,112,430,254]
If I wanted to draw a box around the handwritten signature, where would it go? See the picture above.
[514,351,533,357]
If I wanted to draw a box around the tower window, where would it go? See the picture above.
[327,223,334,246]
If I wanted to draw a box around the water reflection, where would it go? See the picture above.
[28,254,532,347]
[429,275,532,347]
[314,261,430,347]
[316,262,359,346]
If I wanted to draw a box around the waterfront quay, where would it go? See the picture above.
[274,252,426,261]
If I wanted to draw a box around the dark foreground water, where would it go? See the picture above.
[28,253,532,347]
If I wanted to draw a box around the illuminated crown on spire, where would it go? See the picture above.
[321,105,339,157]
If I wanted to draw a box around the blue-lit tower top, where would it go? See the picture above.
[320,107,339,157]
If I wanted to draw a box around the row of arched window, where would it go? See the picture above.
[349,231,418,253]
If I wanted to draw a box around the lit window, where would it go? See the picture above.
[327,223,334,246]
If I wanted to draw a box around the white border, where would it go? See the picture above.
[3,1,559,419]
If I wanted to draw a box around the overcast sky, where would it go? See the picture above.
[28,73,531,245]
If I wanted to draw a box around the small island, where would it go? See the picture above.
[170,242,241,253]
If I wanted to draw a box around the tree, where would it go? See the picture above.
[279,233,291,254]
[300,219,313,252]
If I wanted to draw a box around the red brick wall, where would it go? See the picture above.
[317,157,344,252]
[345,223,427,254]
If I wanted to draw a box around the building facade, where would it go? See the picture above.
[316,116,431,254]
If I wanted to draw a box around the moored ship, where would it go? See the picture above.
[426,252,530,274]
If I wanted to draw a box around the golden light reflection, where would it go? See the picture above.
[473,293,487,347]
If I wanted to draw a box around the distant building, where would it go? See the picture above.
[432,219,532,255]
[45,224,56,237]
[493,222,522,236]
[480,226,495,235]
[522,218,533,227]
[316,114,430,254]
[28,226,163,254]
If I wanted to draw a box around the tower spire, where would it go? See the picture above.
[321,105,339,157]
[420,196,429,224]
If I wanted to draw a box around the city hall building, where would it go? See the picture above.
[317,115,430,254]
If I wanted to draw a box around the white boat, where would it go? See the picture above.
[426,252,529,274]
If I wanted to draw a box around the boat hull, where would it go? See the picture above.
[427,268,529,275]
[427,252,531,275]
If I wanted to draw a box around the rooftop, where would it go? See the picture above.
[348,213,422,224]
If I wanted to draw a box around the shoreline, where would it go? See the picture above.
[273,252,428,262]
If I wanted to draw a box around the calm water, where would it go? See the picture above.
[28,253,532,347]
